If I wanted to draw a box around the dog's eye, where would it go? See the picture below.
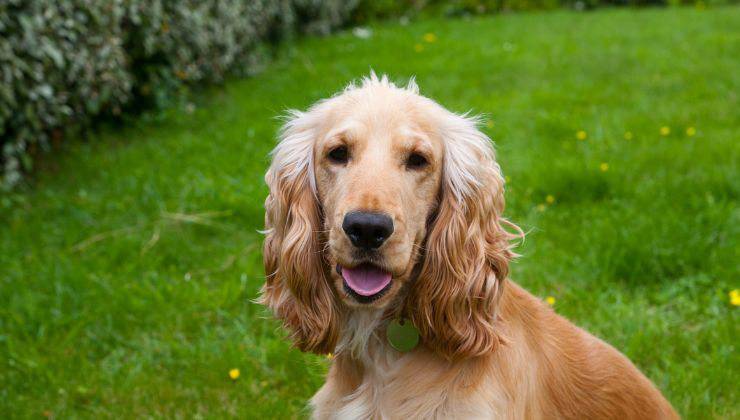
[406,153,428,169]
[327,146,349,164]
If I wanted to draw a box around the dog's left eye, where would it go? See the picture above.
[327,146,349,164]
[406,153,428,169]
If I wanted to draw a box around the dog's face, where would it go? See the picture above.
[314,97,444,308]
[261,75,518,358]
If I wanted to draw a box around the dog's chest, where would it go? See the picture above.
[330,360,405,419]
[311,351,506,419]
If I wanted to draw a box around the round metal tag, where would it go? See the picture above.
[386,318,420,352]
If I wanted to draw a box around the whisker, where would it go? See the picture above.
[412,242,427,252]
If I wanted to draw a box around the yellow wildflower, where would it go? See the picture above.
[536,204,546,212]
[600,162,609,172]
[686,127,696,136]
[660,126,671,136]
[730,289,740,306]
[423,33,437,43]
[576,130,587,140]
[624,131,633,140]
[327,353,334,359]
[546,195,555,204]
[545,296,556,306]
[414,43,424,52]
[229,368,240,380]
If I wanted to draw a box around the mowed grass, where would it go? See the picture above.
[2,7,739,418]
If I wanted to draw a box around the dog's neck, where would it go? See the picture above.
[335,308,394,364]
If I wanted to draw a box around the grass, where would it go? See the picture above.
[1,6,739,418]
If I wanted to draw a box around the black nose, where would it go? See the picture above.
[342,211,394,250]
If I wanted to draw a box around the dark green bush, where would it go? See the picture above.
[350,0,726,20]
[351,0,427,23]
[0,0,358,190]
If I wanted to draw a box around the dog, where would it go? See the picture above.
[259,74,678,419]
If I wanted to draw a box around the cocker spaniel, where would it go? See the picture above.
[260,74,677,419]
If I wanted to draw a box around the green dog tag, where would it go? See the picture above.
[386,318,420,352]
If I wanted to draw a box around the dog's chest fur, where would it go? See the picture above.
[310,311,509,419]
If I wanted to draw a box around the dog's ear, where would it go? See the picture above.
[259,110,339,354]
[409,112,520,360]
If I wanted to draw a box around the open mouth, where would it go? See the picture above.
[339,263,393,303]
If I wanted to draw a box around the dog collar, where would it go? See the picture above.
[386,318,419,352]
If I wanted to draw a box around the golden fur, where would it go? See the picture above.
[260,74,678,419]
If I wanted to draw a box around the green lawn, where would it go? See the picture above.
[2,6,739,418]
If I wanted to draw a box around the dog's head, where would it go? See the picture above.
[260,75,519,359]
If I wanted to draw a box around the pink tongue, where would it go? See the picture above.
[341,264,392,296]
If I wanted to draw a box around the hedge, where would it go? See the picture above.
[0,0,359,190]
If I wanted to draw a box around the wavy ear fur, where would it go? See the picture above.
[259,109,339,354]
[409,112,520,360]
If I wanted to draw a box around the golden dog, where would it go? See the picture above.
[260,74,677,419]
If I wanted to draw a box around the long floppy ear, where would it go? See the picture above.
[409,112,520,360]
[259,109,339,354]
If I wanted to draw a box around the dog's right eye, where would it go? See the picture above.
[327,146,349,164]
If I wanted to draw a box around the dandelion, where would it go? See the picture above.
[686,127,696,136]
[352,27,373,39]
[229,368,240,380]
[624,131,633,140]
[414,43,424,52]
[423,33,437,43]
[546,194,555,204]
[730,289,740,306]
[545,296,556,306]
[576,130,587,140]
[660,126,671,136]
[536,204,546,212]
[327,353,334,359]
[600,162,609,172]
